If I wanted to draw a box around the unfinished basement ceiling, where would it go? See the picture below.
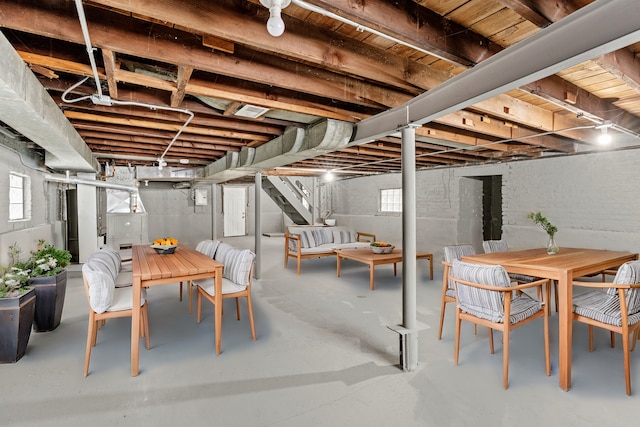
[0,0,639,181]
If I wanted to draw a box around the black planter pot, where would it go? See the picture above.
[0,288,36,363]
[28,270,67,332]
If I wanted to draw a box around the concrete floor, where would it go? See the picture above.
[2,236,639,426]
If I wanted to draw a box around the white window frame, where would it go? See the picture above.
[380,188,402,213]
[9,172,31,222]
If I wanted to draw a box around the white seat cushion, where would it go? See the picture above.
[194,277,247,296]
[108,287,147,312]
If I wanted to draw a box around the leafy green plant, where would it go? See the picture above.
[528,212,558,237]
[1,240,72,298]
[16,240,72,278]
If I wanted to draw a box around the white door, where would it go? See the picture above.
[223,186,246,237]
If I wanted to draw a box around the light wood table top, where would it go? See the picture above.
[130,244,223,376]
[335,248,433,290]
[462,247,637,391]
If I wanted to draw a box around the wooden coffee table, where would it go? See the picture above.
[335,248,433,290]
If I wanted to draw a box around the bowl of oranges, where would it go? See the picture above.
[370,241,395,254]
[151,237,179,254]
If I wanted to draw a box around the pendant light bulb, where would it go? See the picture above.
[266,6,285,37]
[598,127,612,145]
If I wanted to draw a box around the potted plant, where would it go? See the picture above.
[14,240,72,332]
[0,262,36,363]
[528,211,559,254]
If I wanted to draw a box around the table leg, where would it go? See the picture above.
[337,255,342,277]
[215,267,223,355]
[393,263,397,277]
[131,277,142,376]
[369,263,375,290]
[558,271,572,391]
[429,255,433,280]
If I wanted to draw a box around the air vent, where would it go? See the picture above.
[234,104,270,118]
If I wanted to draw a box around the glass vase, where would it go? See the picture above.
[547,235,559,255]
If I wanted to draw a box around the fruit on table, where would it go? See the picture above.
[371,241,392,247]
[153,237,178,246]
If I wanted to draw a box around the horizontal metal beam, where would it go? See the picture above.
[352,0,640,145]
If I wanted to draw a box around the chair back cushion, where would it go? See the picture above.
[444,245,476,291]
[196,240,221,258]
[91,248,121,281]
[223,249,255,286]
[82,260,115,314]
[444,244,476,262]
[214,242,235,264]
[482,240,509,253]
[451,260,512,322]
[611,261,640,315]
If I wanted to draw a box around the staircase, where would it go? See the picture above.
[262,176,313,225]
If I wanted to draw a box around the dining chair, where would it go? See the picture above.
[572,260,640,395]
[482,239,558,312]
[195,248,257,350]
[181,240,220,313]
[82,260,150,377]
[450,260,551,389]
[439,244,476,340]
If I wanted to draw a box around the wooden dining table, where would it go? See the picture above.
[130,244,223,376]
[462,247,637,391]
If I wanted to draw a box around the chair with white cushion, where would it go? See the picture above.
[572,261,640,395]
[82,259,150,377]
[195,247,256,352]
[450,260,551,389]
[439,244,476,339]
[182,240,221,313]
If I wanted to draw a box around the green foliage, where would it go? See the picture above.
[1,240,71,298]
[0,264,31,298]
[528,212,558,237]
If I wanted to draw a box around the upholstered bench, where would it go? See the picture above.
[284,225,375,275]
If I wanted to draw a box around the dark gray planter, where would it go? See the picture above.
[28,270,67,332]
[0,288,36,363]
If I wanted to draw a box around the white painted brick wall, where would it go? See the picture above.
[333,149,640,262]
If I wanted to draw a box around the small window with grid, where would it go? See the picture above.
[380,188,402,213]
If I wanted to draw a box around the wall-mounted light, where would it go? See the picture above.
[596,120,613,145]
[260,0,291,37]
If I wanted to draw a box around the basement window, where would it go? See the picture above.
[9,172,31,221]
[380,188,402,213]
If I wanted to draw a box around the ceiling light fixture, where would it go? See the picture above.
[260,0,291,37]
[596,120,613,145]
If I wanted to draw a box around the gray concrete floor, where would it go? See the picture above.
[2,236,638,426]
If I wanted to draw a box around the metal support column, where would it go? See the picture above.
[254,172,262,279]
[401,125,418,371]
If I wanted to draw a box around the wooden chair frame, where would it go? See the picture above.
[82,276,150,377]
[572,280,640,395]
[451,274,551,389]
[438,260,456,340]
[196,263,257,346]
